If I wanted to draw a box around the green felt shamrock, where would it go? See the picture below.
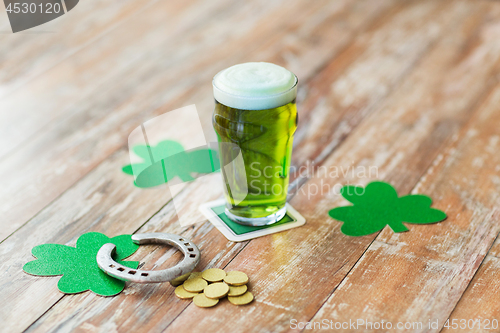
[23,232,139,296]
[122,140,220,188]
[328,181,447,236]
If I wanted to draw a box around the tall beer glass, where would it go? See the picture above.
[212,62,298,226]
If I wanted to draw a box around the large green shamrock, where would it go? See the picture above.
[329,181,447,236]
[23,232,139,296]
[122,140,220,188]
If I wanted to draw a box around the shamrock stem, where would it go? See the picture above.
[389,222,409,233]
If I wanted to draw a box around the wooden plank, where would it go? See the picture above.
[489,236,500,258]
[0,0,219,160]
[22,0,494,331]
[439,89,500,333]
[0,0,400,241]
[156,2,500,332]
[0,0,400,331]
[0,0,356,162]
[0,0,194,165]
[0,0,313,240]
[9,0,498,330]
[290,0,430,179]
[0,150,171,329]
[18,0,438,330]
[308,25,500,333]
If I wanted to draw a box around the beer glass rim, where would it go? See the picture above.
[212,70,298,110]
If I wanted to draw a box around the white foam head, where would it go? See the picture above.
[213,62,297,110]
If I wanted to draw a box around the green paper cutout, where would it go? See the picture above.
[122,140,220,188]
[328,181,447,236]
[23,232,139,296]
[211,205,294,235]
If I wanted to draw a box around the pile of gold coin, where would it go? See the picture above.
[172,268,253,308]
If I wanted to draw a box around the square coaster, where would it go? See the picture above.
[199,199,306,242]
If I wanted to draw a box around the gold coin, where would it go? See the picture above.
[223,271,248,286]
[170,272,191,287]
[202,268,226,282]
[183,277,207,293]
[204,282,229,299]
[193,293,219,308]
[188,272,202,280]
[228,284,247,297]
[228,291,254,305]
[174,285,198,299]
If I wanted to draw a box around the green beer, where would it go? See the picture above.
[212,62,298,226]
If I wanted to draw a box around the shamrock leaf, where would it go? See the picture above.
[328,181,447,236]
[122,140,220,188]
[23,232,139,296]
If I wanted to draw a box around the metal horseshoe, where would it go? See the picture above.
[96,233,200,283]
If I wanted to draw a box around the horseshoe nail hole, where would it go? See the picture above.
[184,242,190,246]
[141,273,149,277]
[188,248,194,251]
[117,267,125,272]
[179,238,184,241]
[189,254,196,258]
[109,264,115,268]
[128,271,137,275]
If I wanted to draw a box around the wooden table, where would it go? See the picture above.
[1,0,500,331]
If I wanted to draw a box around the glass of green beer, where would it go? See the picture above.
[212,62,298,226]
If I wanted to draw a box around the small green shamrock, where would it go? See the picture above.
[328,181,447,236]
[23,232,139,296]
[122,140,220,188]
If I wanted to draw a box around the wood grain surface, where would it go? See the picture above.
[1,0,500,332]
